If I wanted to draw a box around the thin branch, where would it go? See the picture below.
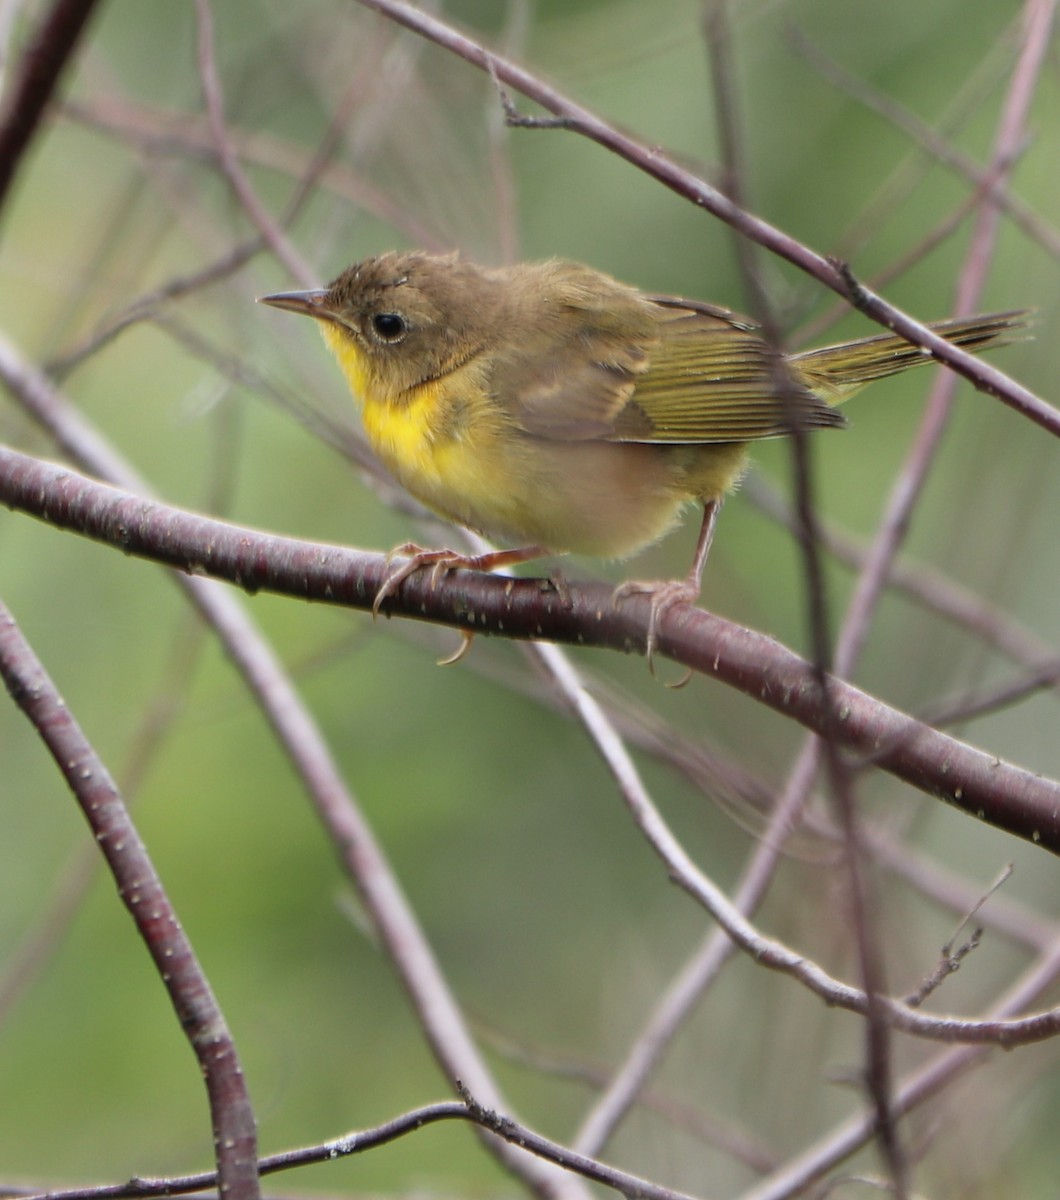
[704,9,905,1186]
[573,699,822,1155]
[51,74,368,380]
[701,0,772,318]
[904,929,982,1009]
[0,599,261,1200]
[821,33,1016,270]
[61,94,444,247]
[0,401,236,1023]
[504,650,1060,1049]
[0,612,205,1023]
[351,0,1058,438]
[478,1022,778,1175]
[194,0,313,285]
[0,0,100,213]
[787,22,1060,262]
[742,474,1060,693]
[914,657,1060,730]
[829,0,1054,697]
[456,1082,703,1200]
[14,1103,472,1200]
[796,147,1028,348]
[738,935,1060,1200]
[14,1092,705,1200]
[796,16,1056,1172]
[396,618,1058,953]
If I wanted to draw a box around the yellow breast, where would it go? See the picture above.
[320,323,437,473]
[319,322,518,534]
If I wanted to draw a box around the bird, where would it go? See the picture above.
[262,251,1024,660]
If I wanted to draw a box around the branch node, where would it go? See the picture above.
[486,53,573,131]
[829,257,877,319]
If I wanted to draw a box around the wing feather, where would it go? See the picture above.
[612,307,844,443]
[494,277,844,445]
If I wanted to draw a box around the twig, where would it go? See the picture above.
[824,0,1055,739]
[61,94,444,247]
[787,22,1060,261]
[351,0,1059,437]
[194,0,314,285]
[477,1021,778,1174]
[914,658,1060,730]
[390,619,1058,951]
[738,935,1060,1200]
[573,741,822,1157]
[455,1081,703,1200]
[51,74,375,380]
[704,9,905,1188]
[0,612,206,1024]
[15,1092,705,1200]
[742,474,1060,693]
[796,148,1028,348]
[506,648,1060,1048]
[902,865,1013,1010]
[904,930,982,1009]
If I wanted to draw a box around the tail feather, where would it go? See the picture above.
[793,311,1030,402]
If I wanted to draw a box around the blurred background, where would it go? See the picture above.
[1,0,1058,1195]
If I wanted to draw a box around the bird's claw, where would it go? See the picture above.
[437,629,475,667]
[612,577,699,684]
[372,544,468,618]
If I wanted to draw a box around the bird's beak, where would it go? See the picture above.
[258,288,332,318]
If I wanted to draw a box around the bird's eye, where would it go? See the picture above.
[370,312,408,343]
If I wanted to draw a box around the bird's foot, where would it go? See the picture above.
[612,575,701,684]
[372,543,548,617]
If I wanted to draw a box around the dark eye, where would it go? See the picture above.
[370,312,408,343]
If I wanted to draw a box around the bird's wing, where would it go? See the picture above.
[612,304,845,443]
[501,296,844,445]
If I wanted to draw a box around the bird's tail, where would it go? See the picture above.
[793,311,1030,403]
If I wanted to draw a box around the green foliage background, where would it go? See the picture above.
[1,1,1057,1195]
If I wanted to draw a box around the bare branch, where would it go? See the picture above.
[739,936,1060,1200]
[787,22,1060,261]
[519,645,1060,1047]
[351,0,1059,437]
[194,0,313,284]
[0,600,261,1200]
[0,436,1056,855]
[13,1093,706,1200]
[0,0,100,213]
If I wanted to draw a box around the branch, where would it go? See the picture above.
[0,0,101,214]
[0,600,261,1200]
[786,22,1060,262]
[0,442,1056,857]
[351,0,1059,438]
[193,0,314,285]
[740,936,1060,1200]
[518,644,1060,1049]
[14,1094,703,1200]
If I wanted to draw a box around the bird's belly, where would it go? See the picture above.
[363,392,746,559]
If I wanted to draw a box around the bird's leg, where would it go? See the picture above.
[372,543,549,617]
[613,499,721,669]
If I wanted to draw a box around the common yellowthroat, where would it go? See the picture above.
[262,252,1023,653]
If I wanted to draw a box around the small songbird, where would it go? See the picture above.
[262,251,1024,656]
